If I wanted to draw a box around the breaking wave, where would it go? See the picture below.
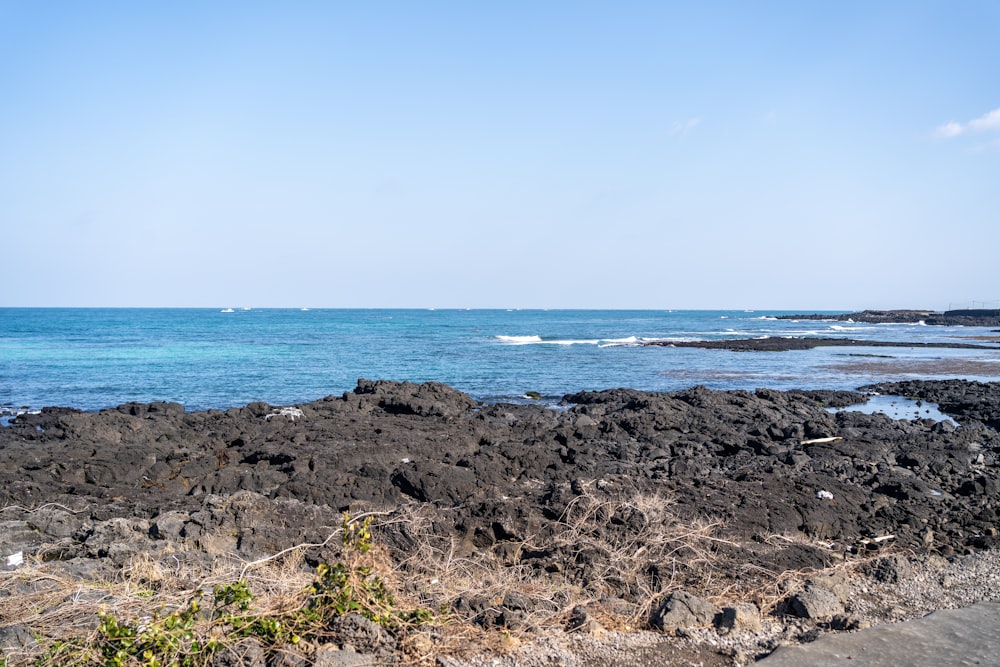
[496,335,543,345]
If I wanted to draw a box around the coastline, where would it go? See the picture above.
[777,309,1000,327]
[3,379,1000,665]
[642,336,1000,352]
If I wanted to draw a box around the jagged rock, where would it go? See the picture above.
[863,555,914,583]
[1,377,1000,644]
[333,613,397,657]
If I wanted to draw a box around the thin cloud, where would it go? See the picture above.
[670,117,702,137]
[936,107,1000,138]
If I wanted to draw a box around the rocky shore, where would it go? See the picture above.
[777,309,1000,327]
[642,337,998,352]
[3,379,1000,665]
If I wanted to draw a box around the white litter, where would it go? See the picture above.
[6,551,23,567]
[264,407,304,422]
[816,490,835,500]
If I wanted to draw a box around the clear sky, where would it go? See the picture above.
[1,1,998,310]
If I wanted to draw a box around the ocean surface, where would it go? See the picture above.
[2,308,1000,418]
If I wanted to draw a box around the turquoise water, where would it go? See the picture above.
[2,308,1000,414]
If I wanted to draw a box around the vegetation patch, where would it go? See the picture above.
[2,514,439,667]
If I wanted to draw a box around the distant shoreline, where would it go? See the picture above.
[777,308,1000,327]
[642,336,1000,352]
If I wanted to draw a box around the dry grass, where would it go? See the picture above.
[372,486,748,633]
[0,550,316,666]
[0,490,839,665]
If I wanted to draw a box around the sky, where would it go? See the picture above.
[1,1,998,310]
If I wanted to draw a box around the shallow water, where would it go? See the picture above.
[831,395,959,425]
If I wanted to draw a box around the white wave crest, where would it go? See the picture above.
[496,335,543,344]
[498,335,641,347]
[602,336,639,344]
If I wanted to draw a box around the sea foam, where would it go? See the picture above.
[496,335,543,344]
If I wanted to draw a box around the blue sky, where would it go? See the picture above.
[1,1,998,309]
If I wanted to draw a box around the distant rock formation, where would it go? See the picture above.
[778,309,1000,327]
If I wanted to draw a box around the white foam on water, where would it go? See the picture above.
[1,407,38,427]
[829,325,866,331]
[496,335,543,344]
[497,335,641,347]
[599,336,642,348]
[628,336,701,345]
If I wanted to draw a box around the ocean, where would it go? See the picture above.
[2,308,1000,418]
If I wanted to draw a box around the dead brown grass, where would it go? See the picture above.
[0,490,846,666]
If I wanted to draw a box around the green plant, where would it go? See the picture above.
[341,513,374,553]
[32,638,80,666]
[19,512,438,666]
[212,581,253,612]
[305,561,396,628]
[294,513,432,634]
[95,594,212,667]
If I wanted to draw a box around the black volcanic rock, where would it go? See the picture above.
[859,379,1000,431]
[641,337,995,352]
[779,309,1000,327]
[3,379,1000,599]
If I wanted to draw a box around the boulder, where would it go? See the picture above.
[650,590,721,632]
[788,584,845,620]
[715,603,761,634]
